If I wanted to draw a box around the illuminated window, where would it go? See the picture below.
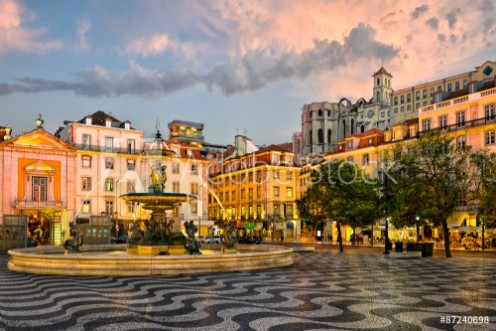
[82,200,91,213]
[82,155,91,168]
[82,177,91,191]
[105,178,114,192]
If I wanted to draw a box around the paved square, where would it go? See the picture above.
[0,249,495,330]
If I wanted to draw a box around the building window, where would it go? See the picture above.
[286,171,292,180]
[82,200,91,213]
[248,172,253,182]
[347,140,353,149]
[430,87,434,96]
[423,89,427,98]
[172,181,180,193]
[346,156,354,164]
[232,191,236,201]
[368,138,374,145]
[485,104,495,121]
[32,176,47,201]
[274,186,280,198]
[82,134,91,149]
[191,183,199,195]
[241,189,246,199]
[257,186,262,198]
[416,91,420,100]
[127,202,136,214]
[127,139,135,154]
[407,105,412,111]
[286,187,293,198]
[105,200,113,215]
[407,93,411,102]
[172,163,180,174]
[456,136,466,149]
[381,112,385,118]
[82,177,91,191]
[463,80,467,87]
[191,164,198,175]
[82,155,91,168]
[400,106,404,112]
[225,192,229,202]
[394,96,398,105]
[105,178,114,192]
[191,203,198,215]
[455,81,460,90]
[485,130,495,145]
[272,154,280,164]
[105,157,114,169]
[439,115,448,129]
[394,108,398,114]
[127,159,135,170]
[400,95,404,103]
[422,119,431,131]
[456,111,465,127]
[447,83,452,91]
[273,170,279,180]
[416,103,420,110]
[105,137,114,152]
[362,154,370,166]
[249,188,253,200]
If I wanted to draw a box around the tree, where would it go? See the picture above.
[470,149,496,230]
[297,160,380,252]
[385,130,471,257]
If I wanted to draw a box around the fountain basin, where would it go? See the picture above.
[7,244,294,276]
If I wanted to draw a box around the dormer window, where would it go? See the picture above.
[347,141,353,149]
[368,138,374,145]
[105,119,111,127]
[85,117,92,125]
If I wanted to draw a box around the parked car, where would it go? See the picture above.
[236,228,261,245]
[200,235,222,244]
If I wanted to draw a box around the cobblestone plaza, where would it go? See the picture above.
[0,248,495,331]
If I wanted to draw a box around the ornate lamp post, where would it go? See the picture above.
[380,169,390,254]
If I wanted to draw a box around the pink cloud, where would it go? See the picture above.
[0,0,62,54]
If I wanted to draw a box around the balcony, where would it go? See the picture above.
[73,143,142,155]
[15,200,65,209]
[419,116,496,137]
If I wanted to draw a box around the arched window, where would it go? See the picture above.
[317,129,323,144]
[350,119,355,135]
[361,125,365,133]
[342,120,346,137]
[309,130,312,145]
[327,129,332,144]
[318,110,323,117]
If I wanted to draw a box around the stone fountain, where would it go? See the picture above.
[119,162,200,256]
[7,137,294,276]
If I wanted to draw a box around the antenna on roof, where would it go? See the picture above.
[243,129,247,136]
[236,128,239,135]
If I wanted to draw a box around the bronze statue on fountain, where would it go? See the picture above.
[120,161,200,255]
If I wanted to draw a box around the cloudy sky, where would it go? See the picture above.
[1,0,495,145]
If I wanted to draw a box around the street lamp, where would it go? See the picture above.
[415,215,420,242]
[380,169,390,255]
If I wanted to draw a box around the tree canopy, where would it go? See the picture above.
[297,160,380,251]
[383,130,472,257]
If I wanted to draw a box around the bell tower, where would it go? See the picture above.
[372,67,393,106]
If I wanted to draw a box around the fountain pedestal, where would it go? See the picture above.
[127,245,169,255]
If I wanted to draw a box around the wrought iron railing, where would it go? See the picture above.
[15,200,65,209]
[72,143,142,155]
[419,116,496,137]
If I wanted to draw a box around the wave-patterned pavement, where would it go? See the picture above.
[0,250,495,330]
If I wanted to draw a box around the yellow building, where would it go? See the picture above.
[208,144,301,241]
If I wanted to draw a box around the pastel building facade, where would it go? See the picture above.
[0,121,77,245]
[208,141,301,240]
